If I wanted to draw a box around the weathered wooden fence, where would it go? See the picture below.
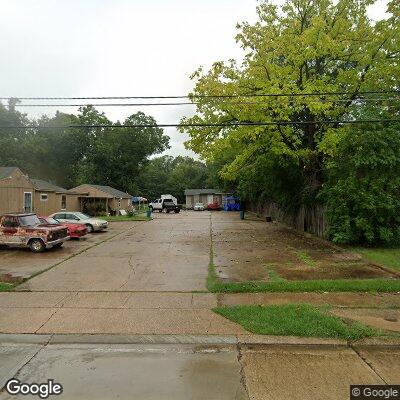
[247,200,329,239]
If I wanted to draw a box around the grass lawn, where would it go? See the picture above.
[101,214,151,222]
[0,282,13,292]
[214,304,377,340]
[353,247,400,272]
[207,264,400,293]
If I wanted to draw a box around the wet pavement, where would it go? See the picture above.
[16,213,209,292]
[0,343,247,400]
[1,212,400,335]
[240,344,399,400]
[0,211,399,399]
[0,222,137,281]
[0,338,399,400]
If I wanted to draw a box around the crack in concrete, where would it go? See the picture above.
[14,222,145,292]
[236,343,250,400]
[118,255,136,290]
[34,291,80,333]
[0,335,53,393]
[350,345,388,384]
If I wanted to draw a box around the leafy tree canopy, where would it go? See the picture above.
[138,156,209,203]
[0,104,170,194]
[180,0,399,205]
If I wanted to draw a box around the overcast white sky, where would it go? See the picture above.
[0,0,390,157]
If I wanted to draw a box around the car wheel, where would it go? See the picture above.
[166,209,170,213]
[29,239,45,253]
[174,209,180,213]
[86,224,94,233]
[53,243,63,249]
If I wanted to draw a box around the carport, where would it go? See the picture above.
[70,184,132,215]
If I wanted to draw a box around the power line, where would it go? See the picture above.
[10,97,400,107]
[1,90,399,101]
[0,119,398,129]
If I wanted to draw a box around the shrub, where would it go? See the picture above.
[323,120,400,245]
[85,202,106,217]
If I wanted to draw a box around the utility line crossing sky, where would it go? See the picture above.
[0,0,390,157]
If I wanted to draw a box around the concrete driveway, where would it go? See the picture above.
[0,222,138,281]
[16,213,210,292]
[1,212,242,336]
[0,211,399,399]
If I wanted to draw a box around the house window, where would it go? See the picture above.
[61,195,67,210]
[118,198,121,208]
[24,192,32,213]
[40,193,48,202]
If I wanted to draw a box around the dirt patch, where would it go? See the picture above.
[216,265,269,282]
[220,292,400,308]
[0,273,24,284]
[212,215,399,282]
[273,263,397,281]
[331,308,400,332]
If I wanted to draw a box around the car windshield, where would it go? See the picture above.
[195,203,204,206]
[75,213,91,219]
[19,215,41,226]
[43,217,60,225]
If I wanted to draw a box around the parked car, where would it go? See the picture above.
[193,202,205,211]
[149,195,181,213]
[163,201,181,213]
[38,216,87,239]
[207,202,222,211]
[0,213,69,252]
[49,212,108,233]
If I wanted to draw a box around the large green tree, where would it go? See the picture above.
[323,105,400,245]
[74,108,169,194]
[180,0,399,211]
[0,103,170,194]
[0,99,30,168]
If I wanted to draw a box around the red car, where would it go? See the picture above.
[39,216,87,239]
[207,201,222,211]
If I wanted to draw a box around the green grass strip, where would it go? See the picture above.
[353,247,400,272]
[214,304,377,340]
[207,278,400,293]
[0,282,14,292]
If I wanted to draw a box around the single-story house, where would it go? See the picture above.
[0,167,34,214]
[0,167,80,215]
[184,189,234,209]
[70,184,132,214]
[31,178,81,216]
[0,167,132,216]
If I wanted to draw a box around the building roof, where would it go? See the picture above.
[0,167,19,180]
[184,189,233,196]
[84,184,131,199]
[30,178,69,193]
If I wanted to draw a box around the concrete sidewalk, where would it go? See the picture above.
[0,291,399,334]
[1,291,399,334]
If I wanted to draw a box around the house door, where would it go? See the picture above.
[24,192,33,212]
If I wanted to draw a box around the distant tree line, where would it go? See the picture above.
[0,102,213,203]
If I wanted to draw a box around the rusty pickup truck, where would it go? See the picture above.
[0,213,70,252]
